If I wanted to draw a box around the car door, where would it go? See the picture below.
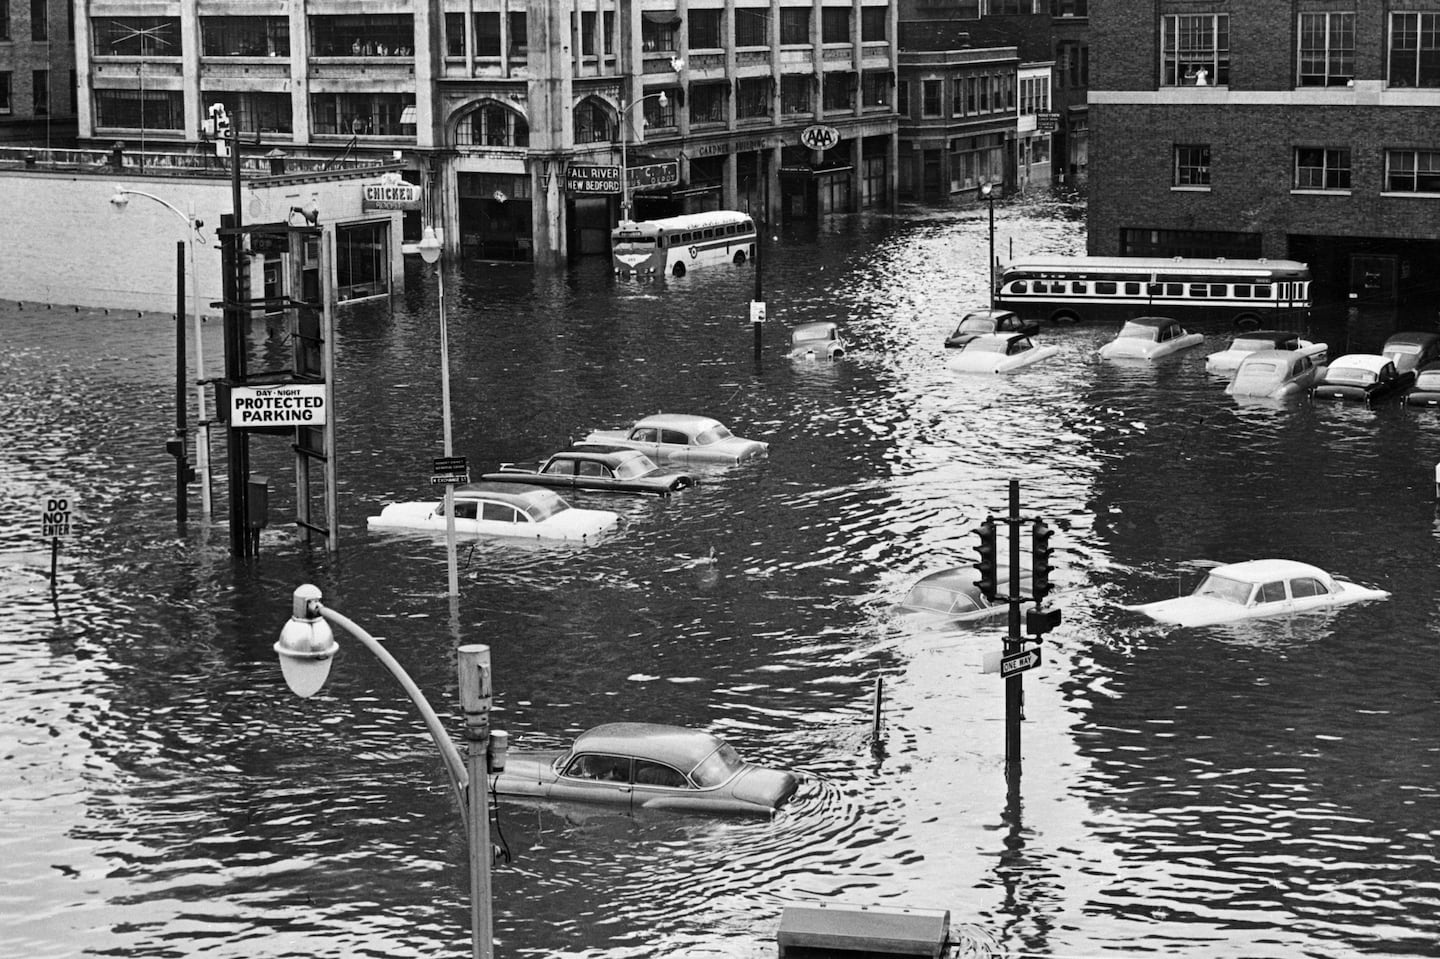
[1252,579,1292,617]
[550,753,634,808]
[540,457,579,490]
[1287,575,1331,613]
[477,500,520,537]
[631,759,692,809]
[627,427,663,461]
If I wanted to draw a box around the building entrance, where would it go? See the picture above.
[457,172,533,261]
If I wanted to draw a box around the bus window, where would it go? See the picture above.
[1010,281,1028,293]
[1210,284,1227,296]
[703,228,715,239]
[1189,283,1208,297]
[1254,284,1272,298]
[1071,282,1088,294]
[1147,282,1162,296]
[1096,281,1117,295]
[1124,282,1142,295]
[1166,283,1184,297]
[1233,284,1251,298]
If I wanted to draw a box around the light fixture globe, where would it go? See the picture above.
[980,182,993,198]
[274,585,338,698]
[417,226,443,264]
[109,187,130,210]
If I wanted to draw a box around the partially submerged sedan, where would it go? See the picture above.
[582,414,768,465]
[895,566,1030,624]
[947,333,1060,373]
[944,308,1038,349]
[1225,343,1328,399]
[1310,353,1413,404]
[1097,316,1203,360]
[366,482,619,543]
[1124,559,1389,627]
[1380,331,1440,377]
[481,448,696,497]
[490,722,800,817]
[1205,329,1320,374]
[786,321,846,362]
[1404,361,1440,407]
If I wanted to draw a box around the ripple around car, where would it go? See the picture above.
[1310,353,1414,404]
[481,447,696,497]
[581,413,769,464]
[1123,558,1389,627]
[1096,316,1204,360]
[489,722,800,817]
[946,332,1060,373]
[365,482,619,543]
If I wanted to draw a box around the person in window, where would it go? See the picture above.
[1195,67,1208,86]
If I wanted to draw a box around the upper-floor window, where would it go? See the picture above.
[202,17,290,58]
[643,89,677,126]
[95,17,181,57]
[780,8,810,44]
[990,1,1030,13]
[0,72,10,114]
[1386,148,1440,192]
[736,76,771,118]
[689,82,728,124]
[782,74,813,114]
[1294,147,1350,190]
[1299,12,1354,87]
[1162,14,1229,86]
[30,0,44,40]
[642,14,678,52]
[1174,143,1211,186]
[574,98,610,143]
[689,9,721,49]
[309,15,414,57]
[454,102,529,147]
[821,7,849,44]
[823,71,855,111]
[861,8,885,42]
[1388,13,1440,88]
[31,69,46,114]
[1056,40,1088,88]
[922,79,941,116]
[735,8,769,48]
[1,1,9,41]
[1050,0,1086,17]
[1019,74,1049,113]
[862,71,890,107]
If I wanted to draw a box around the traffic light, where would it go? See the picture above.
[973,518,999,601]
[1026,606,1062,639]
[1031,519,1054,601]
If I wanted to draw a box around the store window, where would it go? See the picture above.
[335,221,389,302]
[202,17,289,57]
[1298,12,1354,87]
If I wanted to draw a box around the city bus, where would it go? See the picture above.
[612,211,757,277]
[993,256,1313,328]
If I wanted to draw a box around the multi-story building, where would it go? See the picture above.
[1,0,77,143]
[72,0,900,268]
[1090,2,1440,309]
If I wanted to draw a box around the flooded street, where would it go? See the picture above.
[2,194,1437,959]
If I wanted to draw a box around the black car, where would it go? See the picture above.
[944,308,1038,349]
[1404,361,1440,407]
[481,447,697,497]
[1310,353,1413,404]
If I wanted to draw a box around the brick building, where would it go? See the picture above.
[1089,2,1440,309]
[0,0,77,143]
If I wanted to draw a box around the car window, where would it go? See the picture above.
[660,430,690,445]
[1257,581,1287,604]
[1008,339,1031,355]
[612,457,648,479]
[631,428,659,442]
[958,316,993,333]
[1118,322,1154,339]
[1289,577,1329,598]
[481,502,518,522]
[578,461,606,477]
[694,425,733,445]
[1195,573,1252,604]
[634,760,689,788]
[452,501,478,520]
[542,460,573,476]
[563,754,630,782]
[689,743,745,787]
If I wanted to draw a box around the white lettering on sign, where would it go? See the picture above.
[231,384,329,427]
[800,125,841,151]
[42,496,73,538]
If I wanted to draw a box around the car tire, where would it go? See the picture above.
[673,262,687,277]
[1051,310,1081,325]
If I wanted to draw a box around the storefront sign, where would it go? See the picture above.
[1036,112,1061,132]
[230,383,329,427]
[362,182,423,210]
[629,161,680,191]
[800,125,841,151]
[567,164,621,194]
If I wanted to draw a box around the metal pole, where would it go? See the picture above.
[620,102,629,223]
[753,148,764,364]
[1004,478,1022,783]
[987,188,996,310]
[175,241,188,524]
[438,253,459,598]
[189,202,212,517]
[458,645,494,959]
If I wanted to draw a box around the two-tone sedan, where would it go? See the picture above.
[946,333,1060,373]
[481,447,696,497]
[1097,316,1204,360]
[1205,329,1321,374]
[943,308,1038,349]
[1225,343,1328,399]
[582,414,769,465]
[1310,354,1413,404]
[895,566,1033,624]
[366,482,619,543]
[489,722,800,817]
[1124,559,1389,627]
[1404,361,1440,407]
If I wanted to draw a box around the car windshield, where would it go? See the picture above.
[1386,343,1422,355]
[958,316,994,333]
[520,493,566,522]
[1118,322,1157,339]
[694,425,732,445]
[1193,573,1253,604]
[968,337,1010,353]
[904,585,982,614]
[688,742,745,787]
[611,457,651,479]
[1328,365,1376,386]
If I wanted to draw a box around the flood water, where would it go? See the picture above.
[2,194,1437,959]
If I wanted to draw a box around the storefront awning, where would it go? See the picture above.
[642,11,682,24]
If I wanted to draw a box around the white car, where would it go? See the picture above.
[1097,316,1203,360]
[1225,343,1329,399]
[367,482,619,543]
[947,333,1060,373]
[1205,330,1323,374]
[1124,559,1389,627]
[786,322,845,362]
[582,413,769,464]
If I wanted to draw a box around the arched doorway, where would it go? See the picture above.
[453,100,534,262]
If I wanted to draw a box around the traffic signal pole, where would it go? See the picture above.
[1004,479,1023,784]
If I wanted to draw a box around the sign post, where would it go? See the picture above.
[41,495,74,602]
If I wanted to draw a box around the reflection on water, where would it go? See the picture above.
[2,195,1437,959]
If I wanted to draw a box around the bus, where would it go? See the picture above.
[612,211,757,277]
[993,256,1312,328]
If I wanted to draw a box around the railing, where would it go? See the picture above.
[0,145,395,178]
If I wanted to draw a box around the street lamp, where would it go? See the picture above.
[402,225,459,598]
[618,90,669,225]
[110,186,213,517]
[274,584,496,959]
[980,181,996,310]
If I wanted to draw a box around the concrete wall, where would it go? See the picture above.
[0,170,401,314]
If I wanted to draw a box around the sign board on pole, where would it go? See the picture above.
[1000,645,1042,678]
[431,455,470,486]
[750,301,767,324]
[41,495,74,538]
[229,384,329,428]
[1036,112,1061,133]
[566,164,622,195]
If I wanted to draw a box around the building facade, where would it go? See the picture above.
[72,0,901,268]
[1,0,78,143]
[1090,2,1440,308]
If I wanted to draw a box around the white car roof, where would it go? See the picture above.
[1328,354,1389,375]
[1208,559,1333,583]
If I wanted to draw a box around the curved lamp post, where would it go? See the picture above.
[275,584,495,959]
[618,90,669,225]
[980,181,996,310]
[110,186,213,516]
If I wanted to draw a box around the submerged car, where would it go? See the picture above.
[489,722,800,817]
[582,414,768,465]
[1310,354,1413,404]
[481,448,696,497]
[1403,361,1440,407]
[1205,330,1320,374]
[944,308,1038,349]
[1380,331,1440,376]
[1225,343,1328,399]
[895,566,1031,624]
[366,482,619,542]
[1097,316,1203,360]
[786,321,846,362]
[947,333,1060,373]
[1124,559,1389,627]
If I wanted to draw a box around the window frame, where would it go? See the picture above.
[1173,143,1212,188]
[1388,12,1440,88]
[1298,11,1354,88]
[1385,148,1440,194]
[1293,146,1351,192]
[1161,13,1229,86]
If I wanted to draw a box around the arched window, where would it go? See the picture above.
[574,97,613,144]
[454,101,529,147]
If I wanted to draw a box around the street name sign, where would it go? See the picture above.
[431,456,470,486]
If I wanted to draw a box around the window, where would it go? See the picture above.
[202,17,289,57]
[643,91,675,127]
[573,98,610,143]
[1298,12,1354,87]
[1056,40,1088,88]
[31,69,46,114]
[1162,14,1229,86]
[476,14,502,57]
[94,88,185,129]
[689,82,727,124]
[737,76,771,119]
[208,90,293,134]
[336,221,390,301]
[30,0,44,40]
[309,92,414,135]
[821,7,849,44]
[642,15,678,52]
[689,9,721,49]
[736,7,768,47]
[862,71,890,107]
[0,73,9,115]
[823,72,855,111]
[454,102,528,147]
[1386,149,1440,193]
[634,761,688,788]
[95,17,181,56]
[1174,144,1211,186]
[780,8,810,44]
[565,755,629,782]
[1257,581,1286,604]
[1389,13,1440,87]
[951,78,965,116]
[1,0,8,40]
[922,78,941,116]
[782,74,812,114]
[309,15,414,56]
[991,1,1029,13]
[1290,577,1328,598]
[896,79,909,117]
[861,7,885,41]
[1020,75,1049,113]
[1294,147,1350,190]
[508,12,527,57]
[1051,0,1086,16]
[481,501,519,522]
